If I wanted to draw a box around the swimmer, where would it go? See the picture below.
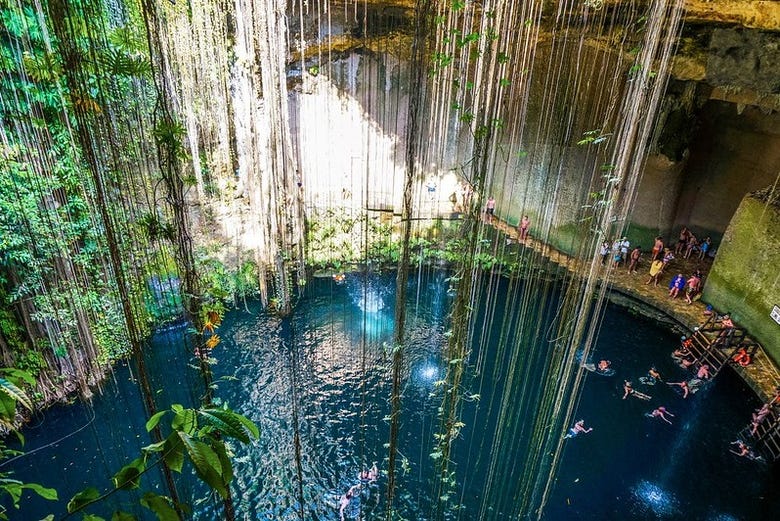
[648,366,662,382]
[359,462,379,483]
[648,406,674,424]
[339,484,361,521]
[597,359,611,372]
[622,380,634,400]
[623,380,651,401]
[564,419,593,438]
[668,380,689,399]
[729,440,750,458]
[696,363,711,380]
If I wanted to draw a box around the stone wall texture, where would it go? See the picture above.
[703,194,780,363]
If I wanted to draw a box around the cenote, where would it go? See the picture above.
[7,270,778,520]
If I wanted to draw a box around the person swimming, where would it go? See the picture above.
[640,366,663,385]
[647,406,674,424]
[358,462,379,483]
[564,419,593,438]
[339,484,362,521]
[668,380,689,398]
[598,359,611,372]
[623,380,651,401]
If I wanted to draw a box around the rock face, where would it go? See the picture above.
[703,193,780,364]
[707,28,780,94]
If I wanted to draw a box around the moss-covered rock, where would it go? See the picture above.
[703,192,780,364]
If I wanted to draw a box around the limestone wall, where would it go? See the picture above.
[703,193,780,363]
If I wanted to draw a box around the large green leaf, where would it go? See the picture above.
[111,457,145,490]
[211,440,233,485]
[197,408,252,443]
[111,511,138,521]
[171,407,196,434]
[145,410,167,432]
[177,432,227,498]
[208,408,260,440]
[140,492,178,521]
[162,434,184,473]
[0,377,32,411]
[21,482,57,500]
[0,393,16,427]
[82,515,106,521]
[67,487,101,513]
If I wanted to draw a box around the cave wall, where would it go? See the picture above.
[703,194,780,364]
[670,101,780,242]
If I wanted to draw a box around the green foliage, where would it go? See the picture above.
[0,369,57,519]
[153,120,187,161]
[576,129,612,146]
[62,404,258,519]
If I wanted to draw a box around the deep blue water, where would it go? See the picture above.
[4,269,778,520]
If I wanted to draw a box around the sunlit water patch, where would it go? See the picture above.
[630,480,680,518]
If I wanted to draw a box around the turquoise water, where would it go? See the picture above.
[4,269,778,519]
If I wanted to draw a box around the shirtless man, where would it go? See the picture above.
[565,419,593,438]
[651,236,664,261]
[627,245,642,273]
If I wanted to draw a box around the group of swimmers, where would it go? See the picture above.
[338,463,378,520]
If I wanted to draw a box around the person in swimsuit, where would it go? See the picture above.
[518,215,530,241]
[565,419,593,438]
[648,367,662,382]
[696,363,711,380]
[729,440,751,458]
[623,380,651,400]
[684,274,701,304]
[339,484,362,521]
[649,406,674,424]
[598,359,611,372]
[627,245,642,273]
[674,227,689,256]
[359,463,379,483]
[668,380,689,398]
[732,347,751,367]
[485,196,496,222]
[651,236,664,261]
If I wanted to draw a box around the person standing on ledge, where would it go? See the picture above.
[627,245,642,273]
[645,258,664,286]
[518,215,530,242]
[485,196,496,223]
